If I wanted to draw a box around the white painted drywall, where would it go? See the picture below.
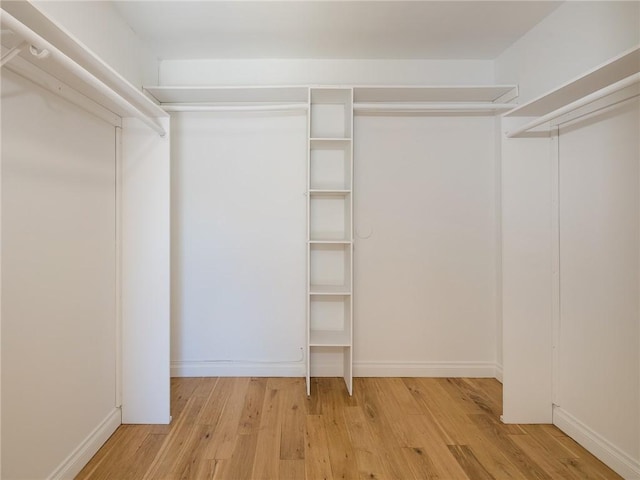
[170,111,307,376]
[495,0,640,472]
[121,117,171,424]
[170,110,499,377]
[495,1,640,105]
[557,99,640,476]
[353,114,498,376]
[159,59,494,86]
[500,126,553,423]
[1,70,118,479]
[32,0,158,87]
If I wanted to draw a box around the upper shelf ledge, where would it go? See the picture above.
[1,2,167,135]
[143,84,519,113]
[504,45,640,118]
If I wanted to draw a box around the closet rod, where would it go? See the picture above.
[505,73,640,138]
[162,103,308,112]
[353,102,516,113]
[0,10,166,137]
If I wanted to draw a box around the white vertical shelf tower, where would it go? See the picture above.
[306,87,354,395]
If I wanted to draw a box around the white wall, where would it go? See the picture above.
[170,111,500,377]
[1,70,119,479]
[555,100,639,478]
[31,0,158,87]
[496,1,640,475]
[353,114,499,376]
[159,59,494,86]
[495,1,640,104]
[170,111,307,376]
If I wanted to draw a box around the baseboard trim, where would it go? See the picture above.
[48,407,121,480]
[354,361,497,377]
[171,360,499,379]
[171,361,305,377]
[495,363,503,383]
[553,407,640,480]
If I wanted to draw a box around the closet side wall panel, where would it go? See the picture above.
[1,71,116,479]
[557,99,640,465]
[121,117,171,423]
[500,134,553,423]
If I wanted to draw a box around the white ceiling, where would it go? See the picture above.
[112,1,563,61]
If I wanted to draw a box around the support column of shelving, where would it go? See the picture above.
[306,87,354,396]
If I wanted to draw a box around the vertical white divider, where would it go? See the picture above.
[115,126,123,409]
[501,116,553,423]
[306,87,312,397]
[0,86,3,476]
[550,126,560,408]
[121,116,171,424]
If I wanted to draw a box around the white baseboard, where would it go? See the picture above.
[495,363,503,383]
[553,407,640,480]
[354,361,497,377]
[171,361,305,377]
[171,360,499,379]
[48,407,121,480]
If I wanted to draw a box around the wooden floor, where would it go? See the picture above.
[76,377,621,480]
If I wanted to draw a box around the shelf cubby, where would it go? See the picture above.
[310,88,353,139]
[309,295,351,346]
[309,192,351,242]
[309,329,351,347]
[309,243,352,294]
[309,139,352,191]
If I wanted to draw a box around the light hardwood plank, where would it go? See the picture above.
[304,414,334,480]
[75,377,623,480]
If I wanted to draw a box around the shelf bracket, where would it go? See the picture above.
[0,40,27,67]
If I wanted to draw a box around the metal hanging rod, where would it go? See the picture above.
[505,73,640,138]
[162,103,309,112]
[0,10,166,137]
[353,102,516,113]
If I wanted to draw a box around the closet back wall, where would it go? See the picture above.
[171,109,498,376]
[353,114,498,376]
[171,111,307,376]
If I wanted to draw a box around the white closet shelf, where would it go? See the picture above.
[1,3,167,135]
[353,85,518,103]
[144,85,309,105]
[310,138,351,150]
[309,329,351,347]
[309,234,351,245]
[310,137,352,143]
[309,189,351,195]
[142,85,519,115]
[309,285,352,295]
[504,46,640,118]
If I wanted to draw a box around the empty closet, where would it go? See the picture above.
[1,1,639,479]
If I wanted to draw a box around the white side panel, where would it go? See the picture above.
[557,99,640,472]
[170,111,306,374]
[121,116,171,424]
[501,125,553,423]
[353,115,498,368]
[1,70,118,479]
